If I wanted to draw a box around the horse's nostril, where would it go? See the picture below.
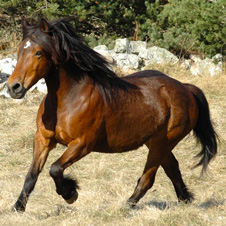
[12,82,22,93]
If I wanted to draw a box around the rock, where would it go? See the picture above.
[93,45,108,51]
[138,48,148,59]
[30,78,47,93]
[0,58,16,74]
[190,54,202,62]
[94,46,115,64]
[114,38,131,53]
[190,58,222,76]
[0,82,11,98]
[179,59,192,70]
[0,72,9,84]
[130,41,147,55]
[212,54,223,63]
[116,53,140,69]
[144,46,179,66]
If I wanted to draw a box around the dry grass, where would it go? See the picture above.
[0,66,225,226]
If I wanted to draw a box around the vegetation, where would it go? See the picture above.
[0,1,225,56]
[0,0,225,57]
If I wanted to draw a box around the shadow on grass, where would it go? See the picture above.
[132,200,178,211]
[135,198,225,211]
[146,201,178,210]
[198,198,225,209]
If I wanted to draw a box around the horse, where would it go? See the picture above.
[6,18,217,212]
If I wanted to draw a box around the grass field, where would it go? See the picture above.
[0,66,225,226]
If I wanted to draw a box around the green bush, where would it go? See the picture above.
[0,0,225,58]
[157,0,226,57]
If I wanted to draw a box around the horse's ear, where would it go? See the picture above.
[21,16,29,39]
[21,16,29,29]
[40,18,49,32]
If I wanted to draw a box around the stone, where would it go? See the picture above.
[116,53,140,69]
[30,78,47,93]
[190,58,222,76]
[144,46,179,66]
[138,48,148,59]
[114,38,131,53]
[0,58,17,74]
[93,45,108,51]
[130,41,147,55]
[179,59,192,70]
[190,54,202,62]
[212,53,223,63]
[94,47,115,64]
[0,82,11,98]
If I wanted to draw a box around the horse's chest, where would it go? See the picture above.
[54,114,79,145]
[54,110,99,145]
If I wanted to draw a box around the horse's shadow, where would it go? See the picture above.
[198,198,225,209]
[133,198,225,211]
[131,200,178,211]
[145,201,177,210]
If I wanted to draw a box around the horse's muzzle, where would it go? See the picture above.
[6,82,27,99]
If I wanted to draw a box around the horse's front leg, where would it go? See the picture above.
[49,138,88,204]
[13,132,55,212]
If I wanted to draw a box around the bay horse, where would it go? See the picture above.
[6,18,217,212]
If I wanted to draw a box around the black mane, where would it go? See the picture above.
[22,18,137,102]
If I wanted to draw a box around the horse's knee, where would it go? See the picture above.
[49,161,62,179]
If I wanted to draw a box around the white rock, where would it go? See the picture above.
[30,78,47,93]
[0,83,11,98]
[114,38,131,53]
[138,48,148,59]
[145,46,179,65]
[190,54,202,62]
[116,53,140,69]
[180,59,192,70]
[0,58,16,75]
[93,45,108,51]
[212,53,223,63]
[94,49,114,64]
[190,58,222,76]
[130,41,147,55]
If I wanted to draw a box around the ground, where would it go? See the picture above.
[0,65,225,226]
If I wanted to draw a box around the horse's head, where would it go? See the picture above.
[7,19,52,99]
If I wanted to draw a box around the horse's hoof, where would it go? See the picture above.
[64,189,78,204]
[126,198,137,208]
[12,201,26,212]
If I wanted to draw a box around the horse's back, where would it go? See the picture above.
[103,70,198,152]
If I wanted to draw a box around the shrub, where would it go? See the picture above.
[0,0,225,57]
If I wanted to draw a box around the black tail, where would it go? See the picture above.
[186,84,218,174]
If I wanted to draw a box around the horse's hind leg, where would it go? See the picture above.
[161,153,193,203]
[127,137,182,207]
[127,147,161,207]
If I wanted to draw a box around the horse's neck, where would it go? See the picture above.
[44,65,91,104]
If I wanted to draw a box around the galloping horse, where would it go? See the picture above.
[6,18,217,212]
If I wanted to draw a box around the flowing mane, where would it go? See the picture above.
[22,18,137,102]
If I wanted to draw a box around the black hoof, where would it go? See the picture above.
[61,177,79,204]
[64,188,78,204]
[178,190,194,204]
[12,200,26,212]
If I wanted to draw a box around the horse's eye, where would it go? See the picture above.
[35,51,42,56]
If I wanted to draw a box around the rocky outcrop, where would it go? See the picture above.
[0,39,224,98]
[190,54,223,76]
[93,39,223,76]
